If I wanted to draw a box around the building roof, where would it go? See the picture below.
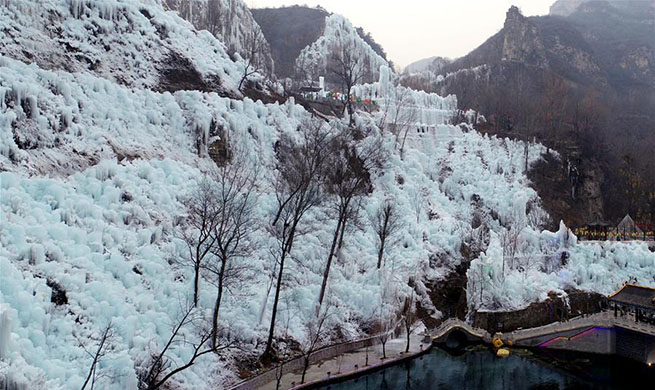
[299,86,322,93]
[617,214,643,234]
[586,219,611,228]
[609,284,655,310]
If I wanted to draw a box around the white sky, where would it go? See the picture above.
[248,0,555,68]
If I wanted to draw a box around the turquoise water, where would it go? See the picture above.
[320,346,655,390]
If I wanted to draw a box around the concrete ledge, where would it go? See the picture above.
[287,344,434,390]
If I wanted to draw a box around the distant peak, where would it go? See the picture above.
[550,0,586,16]
[507,5,523,16]
[505,5,526,27]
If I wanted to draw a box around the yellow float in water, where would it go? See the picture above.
[496,348,510,358]
[506,339,514,347]
[492,337,504,349]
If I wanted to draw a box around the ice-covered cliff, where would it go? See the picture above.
[162,0,275,75]
[0,0,255,94]
[1,2,654,389]
[295,14,389,87]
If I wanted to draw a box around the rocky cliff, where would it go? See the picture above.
[252,6,389,85]
[411,3,655,227]
[501,6,549,68]
[251,6,329,79]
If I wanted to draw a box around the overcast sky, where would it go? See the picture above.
[248,0,555,68]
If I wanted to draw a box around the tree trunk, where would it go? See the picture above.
[336,215,347,258]
[318,216,344,312]
[347,100,355,126]
[377,237,386,269]
[263,222,297,361]
[301,357,310,383]
[382,341,387,359]
[211,259,227,350]
[400,127,412,161]
[193,262,200,307]
[405,327,410,353]
[263,250,286,361]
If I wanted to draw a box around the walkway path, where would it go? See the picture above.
[260,335,427,390]
[505,311,655,344]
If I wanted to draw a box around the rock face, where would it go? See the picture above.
[421,3,655,226]
[251,6,329,79]
[252,6,389,86]
[162,0,274,76]
[443,3,654,88]
[501,6,548,68]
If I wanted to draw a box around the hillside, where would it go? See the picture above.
[550,0,655,17]
[404,4,655,228]
[0,0,261,95]
[405,56,450,74]
[162,0,275,76]
[252,6,389,86]
[2,1,655,390]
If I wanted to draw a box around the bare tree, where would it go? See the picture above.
[373,201,402,269]
[206,0,221,36]
[181,178,219,307]
[393,89,419,160]
[317,133,382,312]
[377,316,394,360]
[140,304,225,390]
[273,295,294,390]
[204,150,258,350]
[299,301,333,383]
[377,87,418,160]
[262,121,332,362]
[76,322,115,390]
[401,283,420,353]
[500,225,524,277]
[329,38,363,125]
[411,186,428,224]
[238,28,267,91]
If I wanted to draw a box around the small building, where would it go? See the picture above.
[616,214,643,238]
[583,219,612,240]
[609,284,655,325]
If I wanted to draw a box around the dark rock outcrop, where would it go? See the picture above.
[472,290,608,334]
[501,6,548,68]
[46,279,68,306]
[251,6,328,80]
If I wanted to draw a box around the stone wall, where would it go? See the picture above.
[472,290,607,333]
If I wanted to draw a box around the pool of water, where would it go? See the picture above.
[319,345,655,390]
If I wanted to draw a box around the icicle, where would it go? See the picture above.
[0,87,8,110]
[26,95,38,119]
[70,0,84,19]
[0,305,12,359]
